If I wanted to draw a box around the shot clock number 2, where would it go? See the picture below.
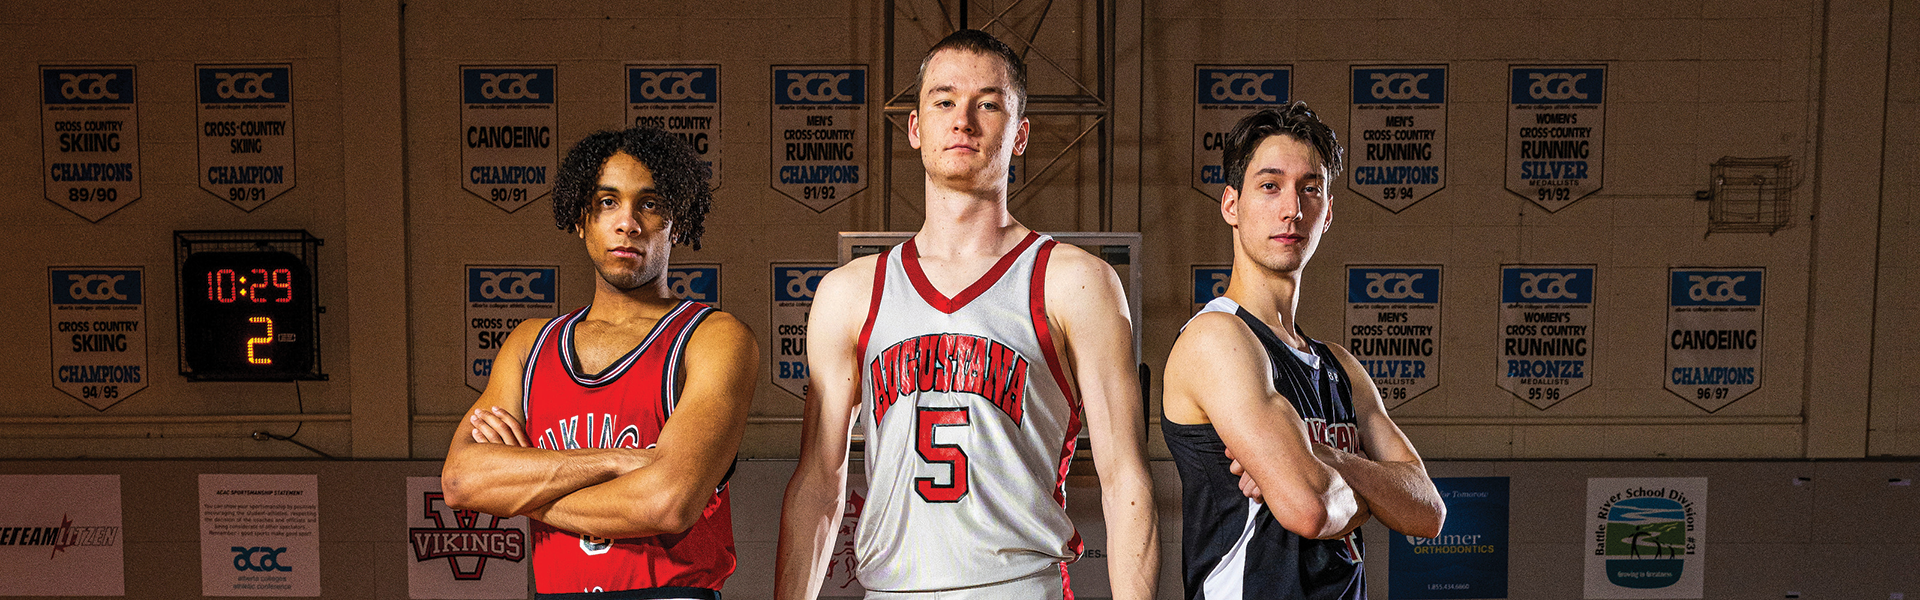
[176,231,324,381]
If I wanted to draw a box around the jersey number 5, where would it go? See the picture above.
[914,407,970,502]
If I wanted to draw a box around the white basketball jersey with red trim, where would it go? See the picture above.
[854,232,1083,592]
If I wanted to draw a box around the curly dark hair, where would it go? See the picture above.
[551,126,713,249]
[1222,101,1345,193]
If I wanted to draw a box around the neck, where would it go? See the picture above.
[915,178,1028,256]
[1223,251,1307,351]
[586,275,679,324]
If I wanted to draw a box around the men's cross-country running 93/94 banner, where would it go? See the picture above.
[1349,65,1446,213]
[1499,265,1595,409]
[1192,65,1289,201]
[198,64,294,212]
[771,65,866,212]
[462,65,555,213]
[466,266,558,392]
[772,263,832,398]
[1508,65,1605,212]
[406,477,529,599]
[1345,266,1440,409]
[43,65,139,222]
[50,267,146,411]
[628,64,721,189]
[0,475,124,596]
[1585,478,1706,599]
[1666,269,1762,412]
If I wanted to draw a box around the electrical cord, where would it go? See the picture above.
[249,380,335,459]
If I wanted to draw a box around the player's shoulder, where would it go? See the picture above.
[1171,310,1259,356]
[816,253,883,300]
[1038,240,1122,299]
[688,307,753,344]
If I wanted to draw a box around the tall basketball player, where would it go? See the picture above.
[1161,104,1445,599]
[774,29,1157,600]
[442,126,757,600]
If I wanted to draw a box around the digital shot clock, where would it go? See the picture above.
[175,231,325,381]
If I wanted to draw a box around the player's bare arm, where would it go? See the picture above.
[520,310,759,538]
[442,319,654,517]
[1164,311,1366,540]
[1312,343,1445,538]
[1043,245,1159,600]
[774,256,875,600]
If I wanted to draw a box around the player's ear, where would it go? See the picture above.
[907,109,923,149]
[1011,117,1030,156]
[1221,185,1240,227]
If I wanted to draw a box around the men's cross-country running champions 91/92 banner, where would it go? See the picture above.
[43,65,139,222]
[462,65,556,213]
[1586,478,1706,599]
[771,65,866,212]
[1192,65,1289,201]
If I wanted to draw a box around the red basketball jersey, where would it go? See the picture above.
[522,301,735,595]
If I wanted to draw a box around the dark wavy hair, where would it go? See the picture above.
[551,126,712,249]
[917,28,1028,116]
[1222,102,1344,193]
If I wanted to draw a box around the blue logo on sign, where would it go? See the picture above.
[629,66,718,104]
[774,68,865,105]
[1191,267,1232,305]
[1510,67,1604,105]
[463,67,555,104]
[43,67,135,105]
[1671,270,1761,307]
[467,267,556,303]
[1196,68,1288,106]
[774,266,830,303]
[198,66,290,104]
[669,266,721,304]
[51,269,141,305]
[231,546,293,572]
[1353,67,1446,104]
[1347,267,1440,303]
[1501,267,1593,303]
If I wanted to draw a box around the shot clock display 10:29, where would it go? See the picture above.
[176,231,323,381]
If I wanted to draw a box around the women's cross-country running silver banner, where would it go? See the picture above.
[1507,65,1605,212]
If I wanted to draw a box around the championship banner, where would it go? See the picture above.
[0,475,124,596]
[42,65,139,222]
[1346,266,1441,409]
[1389,477,1507,600]
[627,64,721,189]
[772,263,832,398]
[1498,265,1594,409]
[1585,478,1706,599]
[50,267,146,410]
[668,264,722,310]
[1192,65,1289,201]
[465,266,558,392]
[406,477,529,599]
[461,65,556,213]
[1666,269,1762,412]
[198,64,295,211]
[1350,65,1446,213]
[771,65,866,212]
[201,474,321,596]
[1190,264,1231,314]
[1507,65,1605,212]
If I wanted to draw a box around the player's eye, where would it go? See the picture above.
[980,101,999,111]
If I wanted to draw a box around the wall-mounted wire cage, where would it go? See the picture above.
[1706,156,1796,234]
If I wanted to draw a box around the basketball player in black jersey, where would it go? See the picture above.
[1161,104,1445,599]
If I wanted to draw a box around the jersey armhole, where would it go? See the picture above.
[855,248,890,360]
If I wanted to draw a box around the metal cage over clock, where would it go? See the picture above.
[175,230,326,381]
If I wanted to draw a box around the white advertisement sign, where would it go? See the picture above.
[1349,65,1446,213]
[771,65,867,212]
[627,64,721,188]
[42,65,139,222]
[1585,478,1706,599]
[465,266,558,392]
[0,475,123,596]
[1499,265,1595,409]
[1507,65,1606,212]
[406,477,530,599]
[201,474,321,596]
[462,65,556,213]
[772,262,833,398]
[1192,65,1290,201]
[1666,269,1763,412]
[49,267,146,410]
[198,63,295,211]
[1345,266,1442,409]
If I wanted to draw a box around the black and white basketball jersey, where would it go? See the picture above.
[1164,297,1365,600]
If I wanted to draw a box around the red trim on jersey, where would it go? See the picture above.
[901,231,1040,314]
[1061,561,1077,600]
[856,247,891,360]
[1030,240,1085,569]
